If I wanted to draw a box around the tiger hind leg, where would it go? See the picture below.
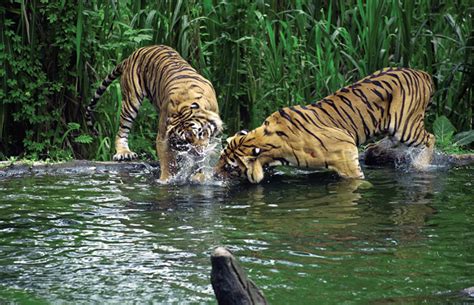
[410,131,435,170]
[113,95,141,161]
[395,120,435,170]
[364,137,406,165]
[365,137,396,157]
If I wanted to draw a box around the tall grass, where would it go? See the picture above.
[0,0,472,160]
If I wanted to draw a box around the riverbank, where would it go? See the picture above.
[1,152,473,179]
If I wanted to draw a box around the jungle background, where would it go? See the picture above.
[1,0,472,161]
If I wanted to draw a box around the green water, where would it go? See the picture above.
[0,166,473,304]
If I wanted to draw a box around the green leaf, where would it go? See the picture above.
[67,122,80,131]
[453,130,474,147]
[74,134,94,144]
[433,115,456,144]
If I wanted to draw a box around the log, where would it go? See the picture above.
[0,160,160,179]
[0,151,472,179]
[362,149,474,168]
[210,247,268,305]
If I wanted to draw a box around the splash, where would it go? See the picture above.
[394,146,441,172]
[160,137,227,186]
[364,138,446,172]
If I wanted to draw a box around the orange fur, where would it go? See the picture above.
[215,68,435,183]
[86,45,223,181]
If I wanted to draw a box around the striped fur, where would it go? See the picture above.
[86,45,223,181]
[215,67,435,183]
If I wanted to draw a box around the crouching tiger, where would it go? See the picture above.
[86,45,223,181]
[215,67,435,183]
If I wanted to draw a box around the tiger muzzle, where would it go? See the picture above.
[169,134,206,157]
[169,136,191,152]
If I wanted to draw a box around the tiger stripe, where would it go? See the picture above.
[85,45,222,181]
[215,67,435,183]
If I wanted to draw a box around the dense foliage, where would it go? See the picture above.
[1,0,472,160]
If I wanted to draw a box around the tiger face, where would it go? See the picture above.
[214,127,279,183]
[167,101,222,153]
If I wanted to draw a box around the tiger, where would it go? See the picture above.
[214,67,435,183]
[85,45,223,181]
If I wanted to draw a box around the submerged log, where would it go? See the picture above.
[211,247,268,305]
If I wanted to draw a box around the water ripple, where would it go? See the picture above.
[0,167,473,304]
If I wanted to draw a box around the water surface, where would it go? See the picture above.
[0,165,473,304]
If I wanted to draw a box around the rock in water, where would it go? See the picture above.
[210,247,268,305]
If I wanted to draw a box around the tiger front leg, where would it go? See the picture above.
[327,144,365,179]
[113,136,138,161]
[156,133,176,182]
[113,95,140,161]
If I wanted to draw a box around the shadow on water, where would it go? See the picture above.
[0,163,473,304]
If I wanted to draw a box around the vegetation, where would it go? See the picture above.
[433,115,474,154]
[1,0,472,161]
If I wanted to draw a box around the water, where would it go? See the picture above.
[167,138,223,184]
[0,165,473,304]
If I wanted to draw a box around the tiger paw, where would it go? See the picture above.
[190,172,207,183]
[113,150,138,161]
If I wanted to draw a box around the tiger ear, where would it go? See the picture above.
[225,129,247,144]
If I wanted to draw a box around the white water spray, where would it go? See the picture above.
[161,137,226,186]
[393,146,441,172]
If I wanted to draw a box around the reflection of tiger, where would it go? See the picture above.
[215,67,435,183]
[86,45,223,181]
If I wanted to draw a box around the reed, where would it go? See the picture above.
[0,0,472,160]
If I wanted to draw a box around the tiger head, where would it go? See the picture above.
[214,118,286,183]
[167,101,223,153]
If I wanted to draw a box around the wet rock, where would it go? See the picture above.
[211,247,268,305]
[461,286,474,298]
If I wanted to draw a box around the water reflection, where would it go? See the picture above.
[0,166,473,304]
[219,168,440,236]
[212,167,459,303]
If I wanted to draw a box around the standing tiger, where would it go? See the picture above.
[215,67,435,183]
[86,45,223,181]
